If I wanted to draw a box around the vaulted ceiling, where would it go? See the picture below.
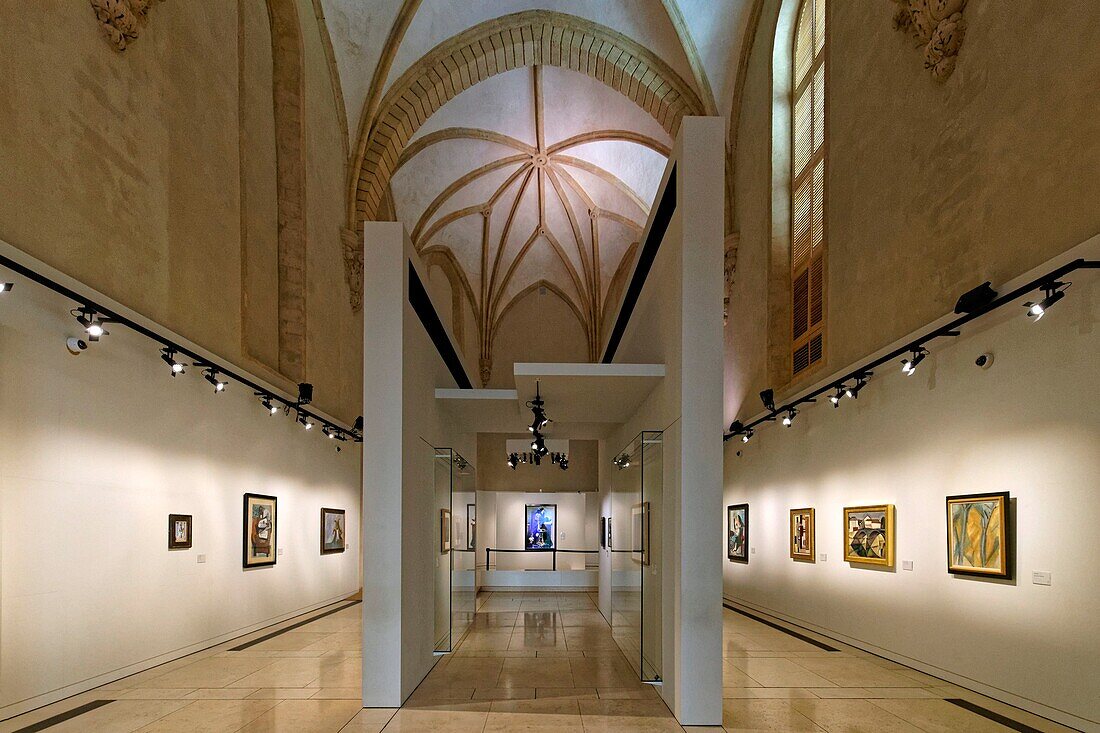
[319,0,757,383]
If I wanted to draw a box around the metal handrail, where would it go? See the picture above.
[483,547,598,571]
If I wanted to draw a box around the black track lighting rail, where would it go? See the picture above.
[725,258,1099,442]
[0,251,361,443]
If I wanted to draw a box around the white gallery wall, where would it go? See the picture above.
[723,259,1100,730]
[0,260,360,718]
[480,491,593,572]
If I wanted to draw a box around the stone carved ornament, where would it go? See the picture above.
[90,0,164,51]
[723,233,740,326]
[891,0,967,81]
[340,227,364,313]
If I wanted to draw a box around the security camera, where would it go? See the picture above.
[975,352,994,369]
[66,337,88,355]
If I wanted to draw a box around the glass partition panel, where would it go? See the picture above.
[639,431,663,682]
[433,447,452,653]
[451,453,476,645]
[610,434,642,675]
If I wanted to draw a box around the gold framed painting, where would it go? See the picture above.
[243,493,277,568]
[946,492,1010,578]
[790,508,815,562]
[843,504,895,567]
[440,508,451,554]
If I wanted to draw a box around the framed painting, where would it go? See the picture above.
[321,507,346,554]
[525,504,556,549]
[599,516,606,549]
[843,504,895,567]
[790,508,815,562]
[947,492,1011,578]
[632,502,651,566]
[243,493,277,568]
[168,514,192,550]
[467,503,476,550]
[727,504,748,562]
[440,508,451,554]
[607,521,612,550]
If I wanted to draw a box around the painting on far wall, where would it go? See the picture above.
[790,508,815,562]
[243,493,277,568]
[168,514,192,550]
[525,504,556,550]
[843,504,896,567]
[599,516,606,549]
[467,503,476,550]
[321,508,346,554]
[727,504,748,562]
[440,508,451,554]
[947,492,1011,578]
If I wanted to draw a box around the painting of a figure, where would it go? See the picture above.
[168,514,192,550]
[790,508,814,562]
[321,508,346,554]
[525,504,556,550]
[467,503,476,550]
[243,493,277,567]
[728,504,748,562]
[947,492,1010,578]
[843,505,895,567]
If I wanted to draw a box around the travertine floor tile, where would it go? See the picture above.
[134,699,278,732]
[237,699,362,732]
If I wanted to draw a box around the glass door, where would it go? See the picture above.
[451,453,476,645]
[433,447,453,653]
[639,431,663,682]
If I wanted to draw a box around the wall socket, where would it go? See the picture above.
[902,560,914,571]
[277,548,284,556]
[1032,571,1052,586]
[818,553,827,562]
[197,554,206,564]
[751,547,756,554]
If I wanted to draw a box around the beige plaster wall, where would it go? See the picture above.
[487,287,589,388]
[725,0,1100,421]
[0,1,360,420]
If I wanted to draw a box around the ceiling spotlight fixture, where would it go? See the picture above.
[559,456,569,471]
[322,425,337,439]
[507,452,519,470]
[73,307,109,341]
[782,407,798,427]
[830,386,845,407]
[201,366,228,393]
[846,372,871,399]
[1024,281,1068,322]
[901,347,928,376]
[759,389,775,412]
[256,393,279,415]
[0,282,12,293]
[741,429,754,443]
[614,453,631,469]
[160,347,186,376]
[296,412,313,430]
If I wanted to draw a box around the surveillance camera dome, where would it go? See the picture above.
[66,337,88,354]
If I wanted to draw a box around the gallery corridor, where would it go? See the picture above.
[0,593,1080,732]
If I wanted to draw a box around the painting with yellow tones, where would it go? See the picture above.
[842,504,895,567]
[947,492,1011,579]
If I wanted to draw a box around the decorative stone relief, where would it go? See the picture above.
[89,0,163,51]
[340,227,363,313]
[891,0,967,81]
[723,233,740,325]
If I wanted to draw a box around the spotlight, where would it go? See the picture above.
[160,347,186,376]
[759,389,775,412]
[829,386,845,407]
[201,366,227,392]
[73,307,109,341]
[1024,281,1068,322]
[0,282,12,293]
[297,412,313,430]
[846,372,871,399]
[559,456,569,471]
[901,347,928,375]
[614,453,631,469]
[741,429,754,443]
[531,435,548,456]
[507,453,518,470]
[257,393,279,415]
[782,407,797,427]
[532,451,542,466]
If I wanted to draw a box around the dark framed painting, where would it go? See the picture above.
[168,514,192,550]
[467,503,476,550]
[727,504,748,562]
[843,504,895,567]
[321,507,346,554]
[947,492,1011,578]
[525,504,556,549]
[440,508,451,554]
[243,493,277,568]
[790,508,815,562]
[599,517,606,548]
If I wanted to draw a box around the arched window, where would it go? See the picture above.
[791,0,825,377]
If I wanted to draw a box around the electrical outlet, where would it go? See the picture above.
[197,554,206,564]
[1032,571,1052,586]
[818,553,827,562]
[902,560,914,571]
[751,547,756,554]
[277,548,284,556]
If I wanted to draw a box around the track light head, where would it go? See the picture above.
[507,452,518,470]
[782,407,797,427]
[759,389,775,412]
[256,393,279,415]
[160,348,186,376]
[830,386,845,407]
[0,282,12,293]
[559,456,569,471]
[201,366,227,393]
[614,453,631,469]
[741,429,754,443]
[297,412,313,430]
[73,307,109,341]
[1024,281,1068,322]
[901,347,928,375]
[846,372,871,399]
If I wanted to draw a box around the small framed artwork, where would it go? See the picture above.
[321,508,346,554]
[168,514,192,550]
[727,504,748,562]
[607,521,612,550]
[790,508,815,562]
[467,503,476,550]
[599,517,606,549]
[947,492,1011,578]
[843,504,896,567]
[244,493,277,568]
[440,508,451,554]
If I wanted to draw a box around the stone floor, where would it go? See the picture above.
[0,592,1079,732]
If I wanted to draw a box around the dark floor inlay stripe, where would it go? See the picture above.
[12,700,114,733]
[229,600,361,651]
[722,603,840,652]
[945,699,1049,733]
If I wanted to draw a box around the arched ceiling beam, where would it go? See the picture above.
[490,279,589,348]
[421,246,481,329]
[659,0,719,116]
[349,9,704,225]
[551,158,649,215]
[411,154,529,243]
[394,127,536,173]
[415,161,533,249]
[546,130,672,157]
